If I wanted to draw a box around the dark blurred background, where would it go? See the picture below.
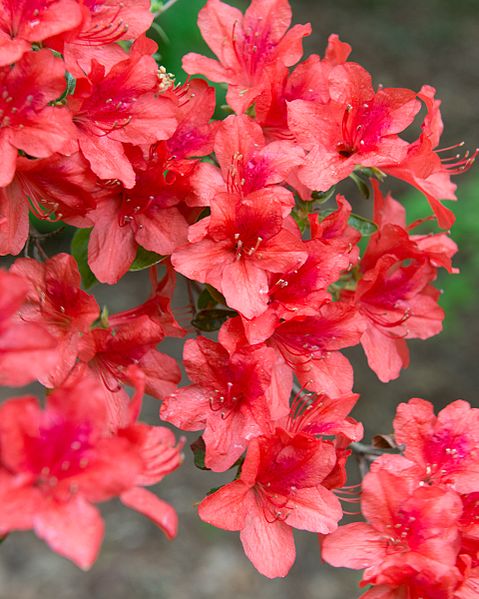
[1,1,479,597]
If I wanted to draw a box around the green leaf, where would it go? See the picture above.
[318,210,378,237]
[349,172,371,199]
[355,166,387,182]
[190,437,210,470]
[205,284,226,306]
[71,228,98,289]
[197,287,217,310]
[191,308,235,332]
[348,213,378,236]
[311,186,336,204]
[129,246,165,271]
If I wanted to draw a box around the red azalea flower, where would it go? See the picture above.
[0,152,97,256]
[288,62,420,191]
[192,114,304,209]
[0,269,57,386]
[0,378,143,569]
[172,192,307,319]
[79,315,181,427]
[322,455,463,593]
[285,390,363,443]
[238,195,360,335]
[163,78,218,164]
[270,301,365,396]
[117,423,183,541]
[106,263,186,339]
[161,336,288,471]
[256,34,352,141]
[182,0,311,114]
[349,185,449,382]
[366,180,458,274]
[46,0,153,77]
[86,144,190,284]
[353,254,443,383]
[0,49,76,187]
[199,427,342,578]
[68,41,177,187]
[0,371,181,568]
[10,253,100,387]
[0,0,82,66]
[393,398,479,493]
[384,85,478,229]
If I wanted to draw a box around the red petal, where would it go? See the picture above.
[34,496,104,570]
[121,487,178,540]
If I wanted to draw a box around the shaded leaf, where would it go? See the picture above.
[192,309,236,332]
[348,213,378,236]
[191,436,210,471]
[129,246,165,271]
[71,228,98,289]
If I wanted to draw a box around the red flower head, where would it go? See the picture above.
[393,398,479,494]
[288,63,420,192]
[0,376,142,569]
[161,336,288,471]
[79,312,181,428]
[172,192,307,319]
[0,269,57,386]
[46,0,153,77]
[0,371,181,568]
[86,144,190,284]
[199,426,342,578]
[0,152,97,256]
[353,254,444,383]
[322,455,463,594]
[182,0,311,114]
[0,49,76,188]
[384,85,478,229]
[0,0,82,66]
[10,253,100,387]
[366,180,459,274]
[270,301,365,396]
[163,78,218,165]
[68,39,177,188]
[192,114,304,211]
[255,34,352,141]
[349,185,449,382]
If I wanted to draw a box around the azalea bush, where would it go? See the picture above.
[0,0,478,596]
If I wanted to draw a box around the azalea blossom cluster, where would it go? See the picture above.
[323,399,479,597]
[0,0,477,593]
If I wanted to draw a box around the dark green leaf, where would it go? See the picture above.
[129,246,165,271]
[197,287,216,310]
[71,228,98,289]
[311,186,336,204]
[355,166,386,182]
[190,437,210,470]
[205,284,226,306]
[348,213,378,236]
[191,309,235,332]
[350,172,371,199]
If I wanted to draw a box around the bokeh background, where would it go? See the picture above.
[1,1,479,597]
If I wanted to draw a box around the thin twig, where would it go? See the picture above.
[153,0,180,17]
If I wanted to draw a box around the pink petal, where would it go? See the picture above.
[34,496,104,570]
[240,502,296,578]
[121,487,178,540]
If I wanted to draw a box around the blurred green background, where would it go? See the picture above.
[2,1,479,598]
